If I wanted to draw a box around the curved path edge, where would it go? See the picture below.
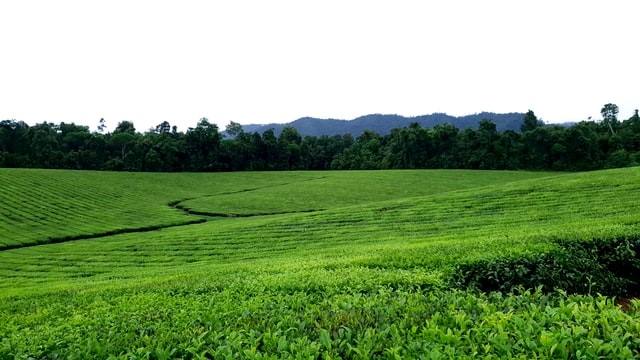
[1,176,329,252]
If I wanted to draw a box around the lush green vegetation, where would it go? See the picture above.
[180,170,546,216]
[0,169,316,249]
[0,169,548,249]
[2,167,640,358]
[3,106,640,172]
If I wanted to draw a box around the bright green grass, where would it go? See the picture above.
[0,169,318,248]
[1,168,640,358]
[0,169,551,249]
[180,170,549,215]
[1,168,638,293]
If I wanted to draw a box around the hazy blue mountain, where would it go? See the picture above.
[240,112,526,137]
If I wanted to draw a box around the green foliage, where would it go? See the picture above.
[2,167,640,357]
[180,169,545,216]
[0,169,549,249]
[2,287,639,359]
[3,104,640,171]
[521,110,542,132]
[602,103,620,133]
[453,236,640,296]
[0,169,320,248]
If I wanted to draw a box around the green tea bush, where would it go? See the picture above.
[0,168,545,248]
[453,236,640,296]
[2,167,640,357]
[2,287,640,359]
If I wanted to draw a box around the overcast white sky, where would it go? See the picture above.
[1,1,638,132]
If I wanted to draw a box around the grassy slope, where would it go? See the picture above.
[1,168,640,357]
[0,169,550,248]
[0,169,320,248]
[180,170,548,215]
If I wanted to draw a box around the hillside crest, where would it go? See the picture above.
[242,112,526,136]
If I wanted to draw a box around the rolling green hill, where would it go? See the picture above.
[1,168,640,358]
[0,169,549,249]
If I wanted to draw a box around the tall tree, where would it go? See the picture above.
[184,117,221,170]
[114,121,136,134]
[107,121,139,169]
[155,121,171,134]
[225,121,244,138]
[601,103,619,135]
[97,118,106,133]
[278,127,302,169]
[521,110,541,132]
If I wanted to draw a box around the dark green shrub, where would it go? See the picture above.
[452,236,640,296]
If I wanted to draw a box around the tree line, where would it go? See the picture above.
[1,104,639,172]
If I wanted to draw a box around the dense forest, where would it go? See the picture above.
[1,104,639,172]
[241,112,527,136]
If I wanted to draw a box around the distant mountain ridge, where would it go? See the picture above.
[241,112,526,137]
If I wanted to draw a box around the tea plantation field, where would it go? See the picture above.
[1,167,640,358]
[0,169,546,249]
